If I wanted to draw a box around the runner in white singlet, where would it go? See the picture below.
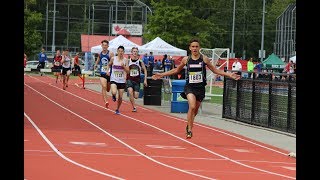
[106,45,127,115]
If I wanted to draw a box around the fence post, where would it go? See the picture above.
[287,77,292,132]
[236,71,241,120]
[251,72,256,123]
[222,67,227,118]
[268,73,272,127]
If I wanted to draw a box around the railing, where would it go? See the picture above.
[222,70,296,134]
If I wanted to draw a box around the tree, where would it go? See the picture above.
[24,0,43,57]
[144,1,223,52]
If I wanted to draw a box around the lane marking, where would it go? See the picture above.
[280,166,296,171]
[146,145,185,149]
[24,113,125,180]
[69,141,107,147]
[25,76,295,179]
[230,148,252,153]
[161,113,291,156]
[24,149,295,164]
[46,74,293,157]
[24,83,216,180]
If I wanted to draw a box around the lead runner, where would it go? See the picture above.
[152,38,240,138]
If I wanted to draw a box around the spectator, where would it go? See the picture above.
[142,53,149,76]
[231,58,242,75]
[24,53,27,68]
[247,57,254,78]
[148,52,155,75]
[254,60,263,78]
[37,48,47,75]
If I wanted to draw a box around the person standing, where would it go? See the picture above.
[94,40,114,108]
[247,57,254,78]
[61,49,72,90]
[124,47,148,112]
[231,58,242,75]
[106,46,127,115]
[37,48,47,76]
[148,51,155,75]
[24,53,27,68]
[162,54,173,79]
[152,38,240,138]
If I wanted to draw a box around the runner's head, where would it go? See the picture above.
[189,38,200,56]
[101,40,109,52]
[131,47,139,57]
[117,46,125,57]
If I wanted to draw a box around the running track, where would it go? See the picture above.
[24,74,296,180]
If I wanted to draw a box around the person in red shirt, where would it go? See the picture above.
[24,53,27,68]
[73,52,81,76]
[52,49,63,83]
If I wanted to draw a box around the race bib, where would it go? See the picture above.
[54,61,60,66]
[114,71,124,78]
[189,71,203,83]
[130,69,139,77]
[101,65,108,73]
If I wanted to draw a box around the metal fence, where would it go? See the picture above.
[222,72,296,134]
[273,3,296,62]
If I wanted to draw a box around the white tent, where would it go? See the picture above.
[90,35,140,54]
[289,56,296,63]
[139,37,187,56]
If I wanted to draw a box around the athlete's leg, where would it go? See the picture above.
[186,93,197,132]
[116,88,124,111]
[99,77,108,102]
[127,87,135,109]
[110,83,118,101]
[106,81,111,92]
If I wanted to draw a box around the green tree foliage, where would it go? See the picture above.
[24,0,43,57]
[143,0,295,60]
[144,1,224,52]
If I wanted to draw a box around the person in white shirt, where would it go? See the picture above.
[232,59,242,75]
[106,46,127,115]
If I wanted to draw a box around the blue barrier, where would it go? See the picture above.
[171,80,189,113]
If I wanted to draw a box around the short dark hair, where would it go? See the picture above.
[118,45,125,50]
[101,39,109,44]
[189,38,200,45]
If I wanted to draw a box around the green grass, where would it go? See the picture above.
[206,86,223,104]
[161,85,224,105]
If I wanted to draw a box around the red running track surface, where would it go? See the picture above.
[24,74,296,180]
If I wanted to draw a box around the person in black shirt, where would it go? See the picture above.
[152,38,240,138]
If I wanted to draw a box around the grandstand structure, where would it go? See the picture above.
[273,3,296,62]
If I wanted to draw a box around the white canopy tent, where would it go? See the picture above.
[289,55,296,63]
[139,37,187,56]
[90,35,141,54]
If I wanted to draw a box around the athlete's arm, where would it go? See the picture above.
[204,56,240,80]
[152,57,187,79]
[140,61,148,86]
[106,57,114,76]
[94,53,100,69]
[123,58,129,73]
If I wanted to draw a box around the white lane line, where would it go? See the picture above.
[25,76,295,179]
[53,74,293,157]
[24,113,125,180]
[24,83,216,180]
[161,113,291,156]
[24,149,295,165]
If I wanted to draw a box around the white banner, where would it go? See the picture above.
[112,24,143,36]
